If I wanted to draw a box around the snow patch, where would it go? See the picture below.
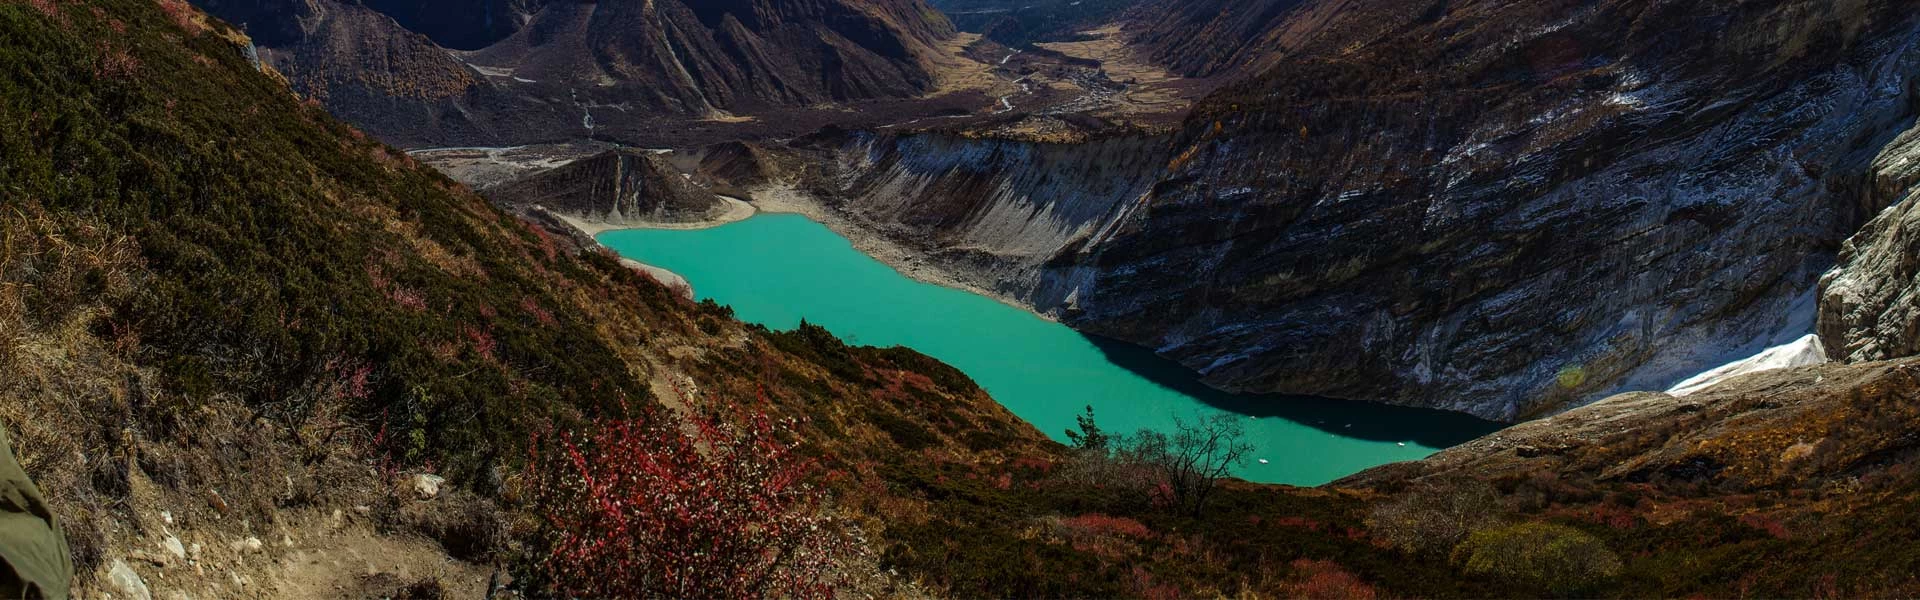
[1666,334,1828,396]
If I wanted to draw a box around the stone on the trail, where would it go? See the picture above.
[160,534,186,560]
[108,559,153,600]
[231,536,263,553]
[413,473,446,499]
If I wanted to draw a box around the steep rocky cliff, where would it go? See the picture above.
[698,140,803,188]
[1063,0,1920,420]
[1819,121,1920,363]
[802,0,1920,421]
[192,0,562,145]
[487,148,728,226]
[801,128,1171,305]
[1121,0,1304,77]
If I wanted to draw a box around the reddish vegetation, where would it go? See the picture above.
[520,296,557,326]
[524,221,560,262]
[1130,565,1185,600]
[1739,512,1791,540]
[152,0,204,35]
[366,264,429,311]
[92,41,138,79]
[22,0,64,18]
[388,287,427,312]
[1268,515,1325,532]
[461,325,496,362]
[525,405,852,599]
[1010,456,1055,474]
[1060,513,1152,539]
[1284,559,1380,600]
[328,358,373,401]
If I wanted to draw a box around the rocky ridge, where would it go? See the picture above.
[190,0,967,147]
[485,148,729,228]
[794,128,1172,307]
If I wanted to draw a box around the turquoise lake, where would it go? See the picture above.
[599,213,1500,485]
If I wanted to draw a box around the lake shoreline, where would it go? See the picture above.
[744,184,1068,325]
[552,194,758,236]
[594,215,1490,484]
[545,196,758,299]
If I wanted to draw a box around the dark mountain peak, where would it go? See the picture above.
[486,149,728,226]
[190,0,959,146]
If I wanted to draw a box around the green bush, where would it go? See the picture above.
[1367,478,1504,555]
[1452,522,1622,596]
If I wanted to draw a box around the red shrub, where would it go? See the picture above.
[462,325,496,362]
[388,287,427,312]
[1285,559,1379,600]
[93,42,138,80]
[23,0,63,18]
[1270,515,1324,531]
[327,358,372,401]
[1010,456,1055,474]
[364,263,429,311]
[521,296,557,326]
[1130,566,1184,600]
[1739,512,1790,539]
[525,408,853,599]
[1059,513,1152,539]
[154,0,207,35]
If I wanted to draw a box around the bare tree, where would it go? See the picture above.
[1119,413,1254,517]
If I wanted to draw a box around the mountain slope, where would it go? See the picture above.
[189,0,961,146]
[485,148,729,227]
[464,0,954,114]
[15,2,1920,598]
[1121,0,1307,77]
[1054,0,1920,419]
[0,1,1028,593]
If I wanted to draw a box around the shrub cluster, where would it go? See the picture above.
[524,403,858,599]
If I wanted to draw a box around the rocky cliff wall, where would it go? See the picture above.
[487,149,728,226]
[812,1,1920,421]
[1043,1,1920,421]
[1819,120,1920,363]
[810,130,1172,307]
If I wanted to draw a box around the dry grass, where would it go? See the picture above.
[0,207,503,595]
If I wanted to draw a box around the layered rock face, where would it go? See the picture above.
[487,149,727,226]
[1122,0,1305,77]
[360,0,549,50]
[1047,0,1920,420]
[1819,122,1920,363]
[191,0,957,146]
[805,129,1171,306]
[193,0,553,145]
[699,141,802,188]
[810,0,1920,420]
[465,0,954,116]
